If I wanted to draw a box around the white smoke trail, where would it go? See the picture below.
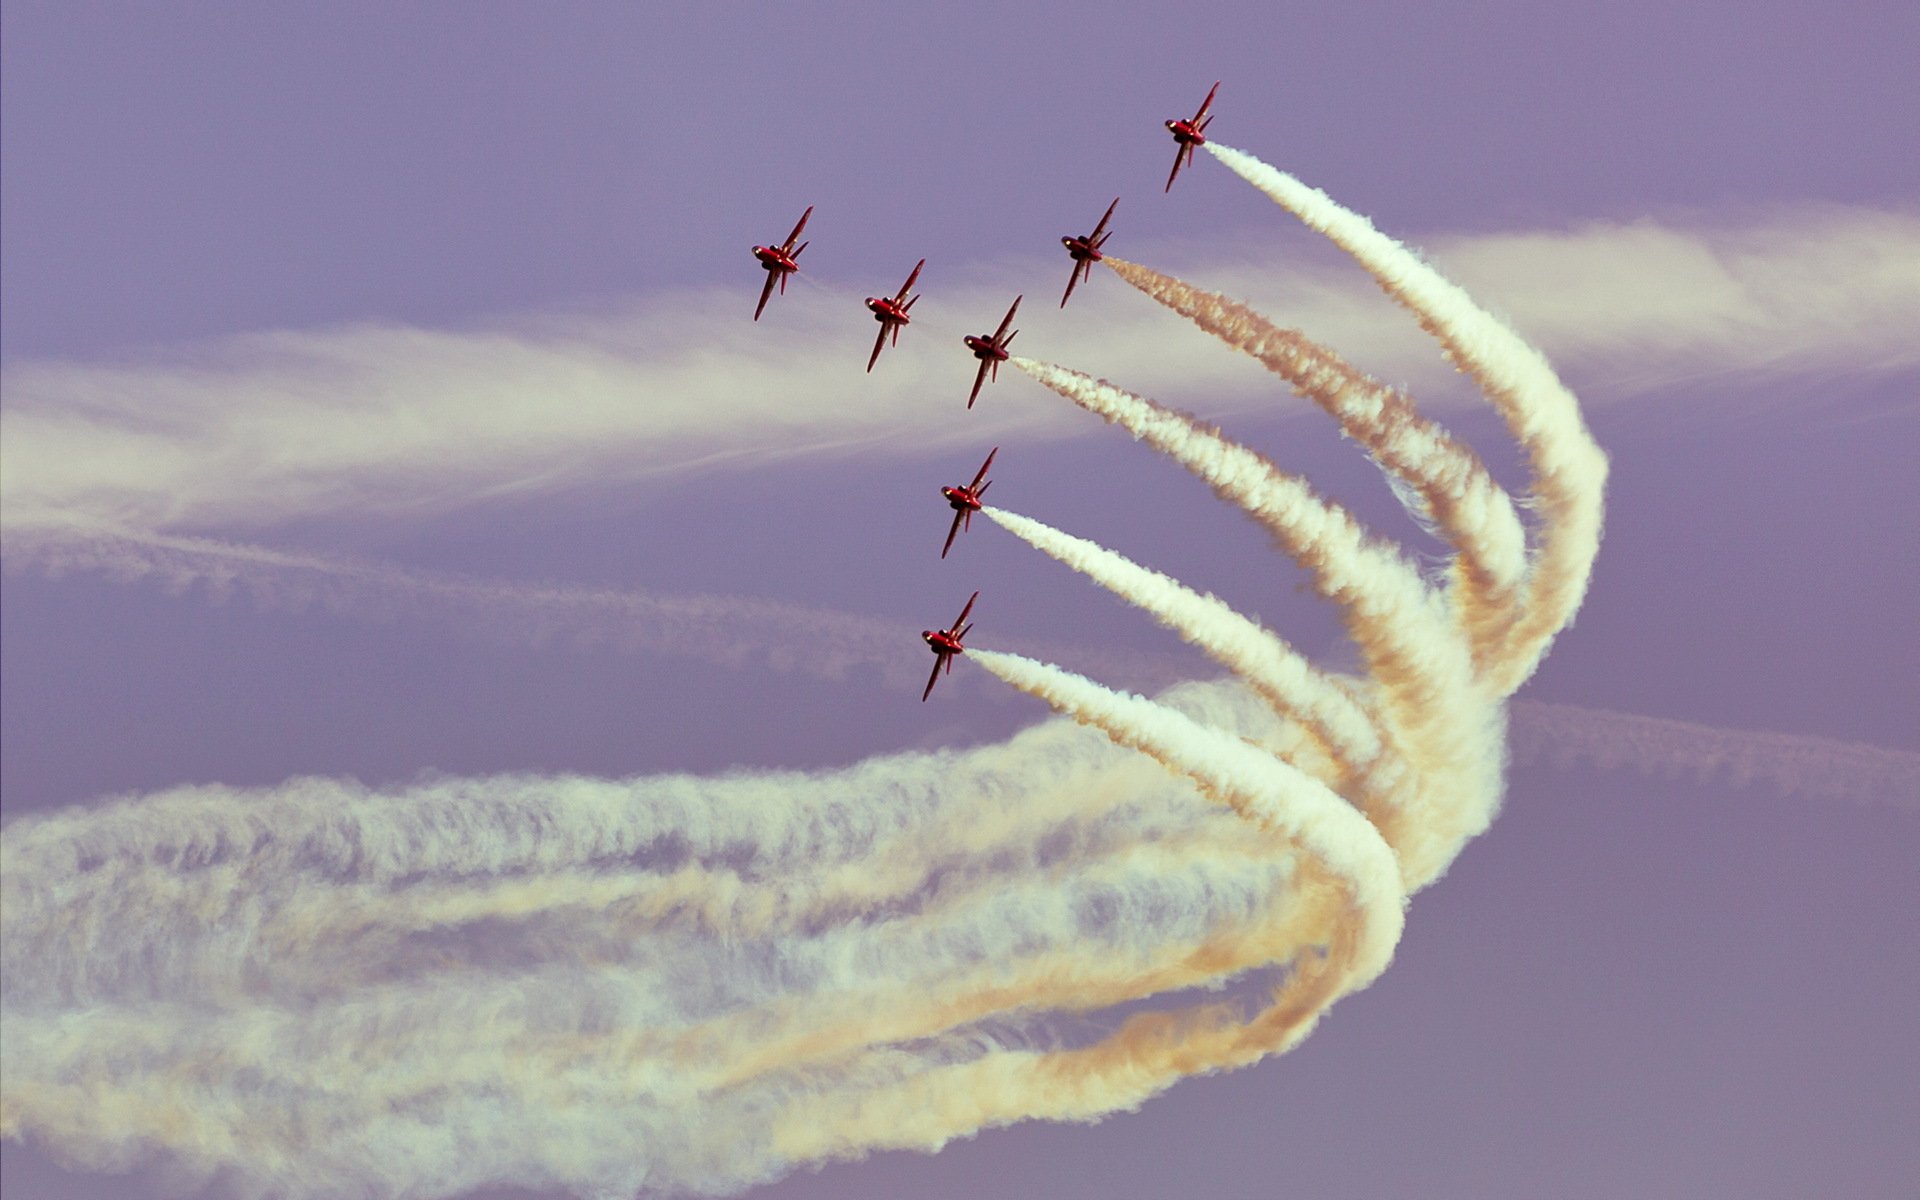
[1100,254,1528,667]
[968,650,1404,956]
[749,647,1405,1168]
[980,506,1379,768]
[2,686,1332,1198]
[1012,356,1505,889]
[978,505,1437,874]
[1206,141,1610,693]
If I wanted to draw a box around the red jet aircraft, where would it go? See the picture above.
[961,297,1021,408]
[865,258,925,372]
[1163,82,1219,192]
[1059,198,1118,308]
[750,206,812,320]
[921,590,978,700]
[938,448,997,558]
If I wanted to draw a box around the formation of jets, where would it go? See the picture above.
[745,82,1221,698]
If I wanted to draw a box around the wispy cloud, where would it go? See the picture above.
[1178,203,1920,399]
[4,206,1911,532]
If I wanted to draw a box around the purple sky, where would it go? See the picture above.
[4,3,1917,1198]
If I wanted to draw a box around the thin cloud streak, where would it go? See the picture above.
[1509,700,1920,809]
[0,514,1193,696]
[8,513,1905,810]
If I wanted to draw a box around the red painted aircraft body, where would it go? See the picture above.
[938,448,998,558]
[920,590,978,701]
[1059,198,1118,308]
[865,258,925,372]
[750,206,812,320]
[961,297,1021,408]
[1163,82,1219,192]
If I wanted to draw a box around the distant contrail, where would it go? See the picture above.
[0,513,1188,695]
[7,515,1895,814]
[1509,699,1920,809]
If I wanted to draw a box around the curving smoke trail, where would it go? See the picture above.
[1,144,1605,1198]
[1099,254,1528,668]
[978,503,1431,882]
[979,505,1380,771]
[1204,141,1610,694]
[773,648,1404,1169]
[967,650,1404,968]
[2,696,1325,1197]
[1011,356,1505,889]
[1,676,1409,1199]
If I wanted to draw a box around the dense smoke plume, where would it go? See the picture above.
[1,144,1609,1197]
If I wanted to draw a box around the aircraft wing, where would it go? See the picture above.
[1165,150,1185,193]
[941,510,966,558]
[921,656,944,701]
[969,448,997,490]
[754,272,778,321]
[993,297,1021,341]
[867,324,889,372]
[952,591,979,631]
[783,206,813,252]
[1090,199,1118,241]
[896,259,925,303]
[1060,262,1083,308]
[1193,82,1219,124]
[968,360,991,408]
